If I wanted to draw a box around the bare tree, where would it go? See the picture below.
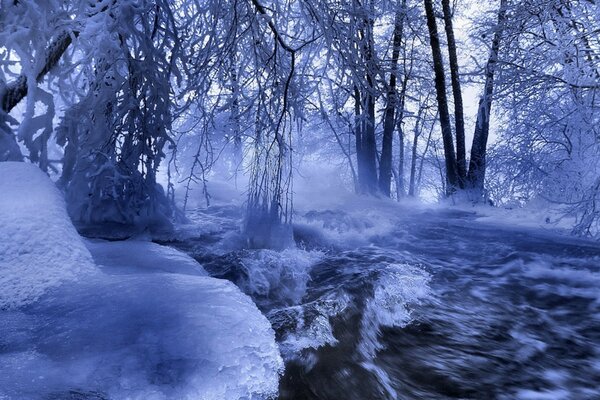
[423,0,460,194]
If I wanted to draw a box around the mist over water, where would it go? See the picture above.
[164,188,600,399]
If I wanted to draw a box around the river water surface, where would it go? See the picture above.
[164,204,600,400]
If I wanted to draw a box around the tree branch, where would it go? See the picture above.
[1,30,78,113]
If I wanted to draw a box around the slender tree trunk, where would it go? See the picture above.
[379,0,406,196]
[318,84,359,191]
[409,106,425,196]
[358,1,378,195]
[441,0,466,186]
[417,113,437,195]
[396,47,412,199]
[466,0,507,198]
[363,85,378,194]
[397,123,406,199]
[423,0,459,194]
[354,86,366,193]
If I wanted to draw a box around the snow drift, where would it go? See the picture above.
[0,161,283,399]
[0,162,96,309]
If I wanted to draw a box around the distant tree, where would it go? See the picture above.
[467,0,508,198]
[423,0,460,194]
[379,0,407,197]
[441,0,466,184]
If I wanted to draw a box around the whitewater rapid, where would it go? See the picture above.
[166,201,600,400]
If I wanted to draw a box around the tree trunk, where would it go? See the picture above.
[379,0,406,197]
[396,48,412,199]
[397,122,406,199]
[362,86,378,194]
[358,1,378,195]
[409,106,425,196]
[423,0,459,194]
[354,86,366,193]
[417,113,437,195]
[466,0,507,198]
[441,0,466,186]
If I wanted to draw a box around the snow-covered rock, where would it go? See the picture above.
[0,162,96,309]
[0,161,283,399]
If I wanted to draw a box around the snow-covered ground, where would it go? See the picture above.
[0,162,96,310]
[0,162,283,400]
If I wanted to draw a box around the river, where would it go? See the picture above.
[163,203,600,400]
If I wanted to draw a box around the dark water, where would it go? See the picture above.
[165,205,600,400]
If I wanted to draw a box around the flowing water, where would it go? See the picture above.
[163,204,600,400]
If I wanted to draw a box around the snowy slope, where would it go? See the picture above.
[0,162,96,309]
[0,161,283,399]
[86,239,209,276]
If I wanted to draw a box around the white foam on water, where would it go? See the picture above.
[239,248,323,305]
[514,388,571,400]
[358,262,431,399]
[295,208,397,249]
[358,263,431,359]
[276,290,352,360]
[523,258,600,303]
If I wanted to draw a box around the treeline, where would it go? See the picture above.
[0,0,599,239]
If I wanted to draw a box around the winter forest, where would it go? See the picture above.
[1,0,599,399]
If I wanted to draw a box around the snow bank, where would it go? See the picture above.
[86,239,208,276]
[0,255,284,399]
[451,199,575,234]
[0,161,96,309]
[0,162,283,399]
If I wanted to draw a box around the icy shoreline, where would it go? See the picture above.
[0,162,283,399]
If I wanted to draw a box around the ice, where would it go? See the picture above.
[0,269,284,399]
[0,162,284,399]
[85,239,208,276]
[0,162,96,309]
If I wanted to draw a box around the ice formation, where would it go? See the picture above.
[0,162,284,399]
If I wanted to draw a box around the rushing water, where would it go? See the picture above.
[163,204,600,400]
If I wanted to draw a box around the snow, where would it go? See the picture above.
[0,161,284,399]
[0,161,96,309]
[453,200,576,234]
[0,265,284,399]
[86,239,208,276]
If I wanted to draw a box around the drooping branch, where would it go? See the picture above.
[1,31,77,113]
[249,0,296,54]
[244,0,300,247]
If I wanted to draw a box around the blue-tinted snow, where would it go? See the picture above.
[0,162,96,309]
[0,162,283,399]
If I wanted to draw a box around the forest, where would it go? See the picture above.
[1,0,599,399]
